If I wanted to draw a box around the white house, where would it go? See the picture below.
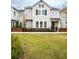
[24,0,61,31]
[11,0,67,32]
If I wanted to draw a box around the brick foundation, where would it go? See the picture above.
[59,28,67,32]
[11,27,22,32]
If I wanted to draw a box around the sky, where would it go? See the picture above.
[11,0,67,10]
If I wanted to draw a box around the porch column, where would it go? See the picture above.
[58,21,61,30]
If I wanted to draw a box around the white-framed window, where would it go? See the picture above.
[39,4,44,8]
[38,10,41,15]
[42,10,47,15]
[36,10,41,15]
[40,21,43,28]
[42,4,44,8]
[44,21,47,28]
[65,21,67,24]
[55,11,57,14]
[39,4,41,8]
[14,11,16,16]
[45,10,47,15]
[29,10,30,13]
[42,10,45,15]
[36,21,39,28]
[36,9,38,15]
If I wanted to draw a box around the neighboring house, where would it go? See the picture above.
[24,0,60,31]
[11,7,20,28]
[60,7,67,31]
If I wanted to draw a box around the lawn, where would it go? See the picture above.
[12,33,67,59]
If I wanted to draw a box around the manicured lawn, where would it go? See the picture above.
[12,33,67,59]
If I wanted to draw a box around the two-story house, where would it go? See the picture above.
[11,7,20,28]
[25,0,61,31]
[11,0,67,32]
[11,7,25,28]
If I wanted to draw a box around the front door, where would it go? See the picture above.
[51,21,55,31]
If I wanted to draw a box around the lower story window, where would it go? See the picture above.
[11,22,14,27]
[40,21,43,28]
[65,21,67,24]
[20,22,22,27]
[44,21,47,28]
[11,21,16,27]
[36,21,39,28]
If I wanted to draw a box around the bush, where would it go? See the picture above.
[22,28,52,32]
[11,35,23,59]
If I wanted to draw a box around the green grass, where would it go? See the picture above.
[12,33,67,59]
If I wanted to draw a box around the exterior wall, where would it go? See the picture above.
[11,7,20,27]
[25,9,32,19]
[32,18,51,28]
[60,7,67,28]
[32,2,50,18]
[19,11,25,27]
[32,1,51,28]
[11,7,20,21]
[50,10,60,18]
[60,17,67,28]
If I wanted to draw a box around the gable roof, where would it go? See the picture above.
[60,7,67,12]
[25,6,32,9]
[19,10,25,13]
[11,6,20,12]
[32,0,50,8]
[24,0,59,10]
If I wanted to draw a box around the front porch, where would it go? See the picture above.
[50,18,60,32]
[11,20,19,28]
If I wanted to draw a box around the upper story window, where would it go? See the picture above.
[14,11,16,16]
[45,10,47,15]
[21,14,22,16]
[38,10,41,15]
[55,12,57,14]
[36,9,41,15]
[36,9,38,15]
[42,4,44,8]
[42,10,47,15]
[42,10,45,15]
[52,12,54,14]
[39,4,44,8]
[29,11,30,13]
[36,9,47,15]
[39,4,41,8]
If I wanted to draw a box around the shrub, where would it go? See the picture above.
[22,28,52,32]
[11,35,23,59]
